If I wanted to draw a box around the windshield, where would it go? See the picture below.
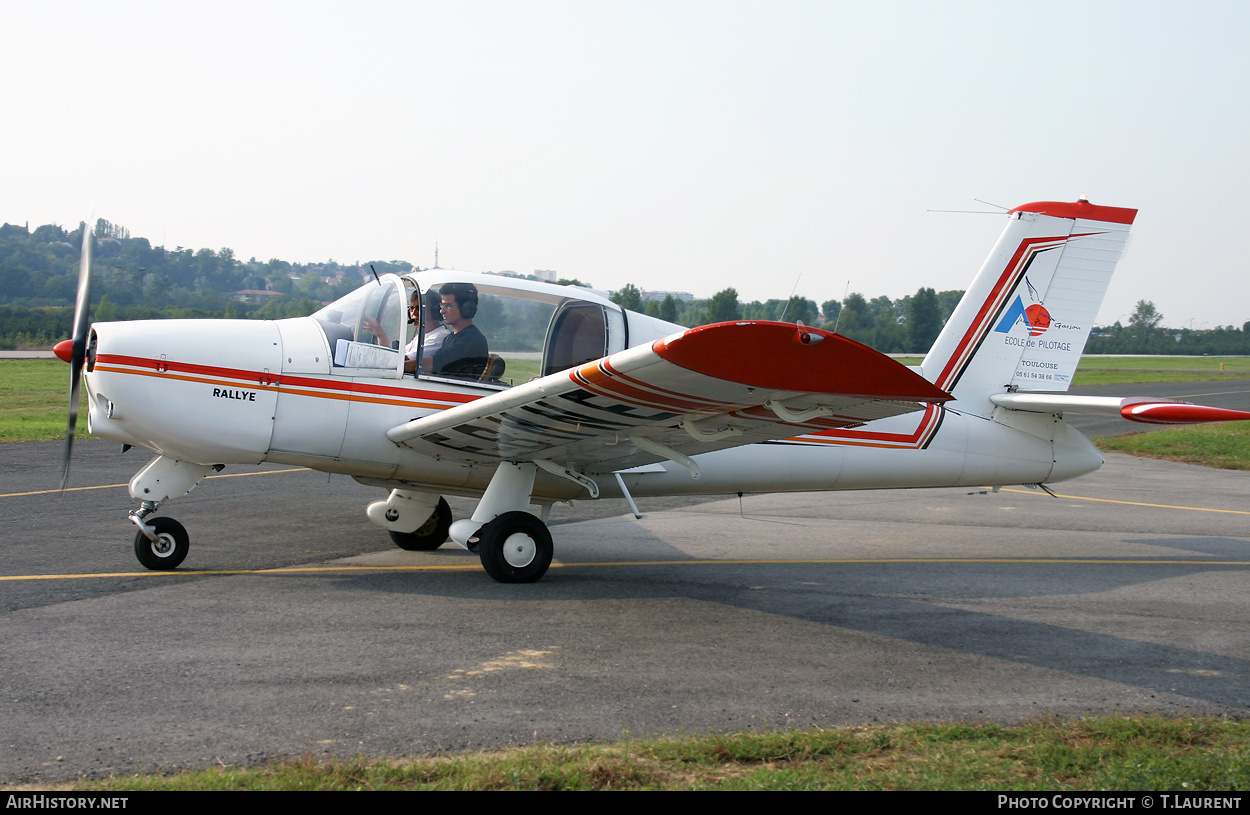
[311,275,411,372]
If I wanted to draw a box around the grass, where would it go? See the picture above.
[498,355,541,384]
[1077,356,1250,373]
[59,716,1250,791]
[1074,356,1249,386]
[1095,421,1250,470]
[0,359,80,443]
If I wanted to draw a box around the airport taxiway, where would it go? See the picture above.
[1,433,1247,783]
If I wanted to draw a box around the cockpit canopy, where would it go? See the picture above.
[311,271,629,387]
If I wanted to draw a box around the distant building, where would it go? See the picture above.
[534,269,559,282]
[641,290,695,302]
[234,289,285,304]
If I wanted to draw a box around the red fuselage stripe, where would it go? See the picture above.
[94,353,477,406]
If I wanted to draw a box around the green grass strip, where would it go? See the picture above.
[1095,422,1250,470]
[66,716,1250,791]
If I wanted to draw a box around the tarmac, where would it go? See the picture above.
[1,438,1247,783]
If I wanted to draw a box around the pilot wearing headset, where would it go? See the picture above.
[428,282,489,377]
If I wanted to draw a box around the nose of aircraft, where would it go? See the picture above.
[54,339,74,362]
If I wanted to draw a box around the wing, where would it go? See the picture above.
[990,393,1250,424]
[387,321,952,475]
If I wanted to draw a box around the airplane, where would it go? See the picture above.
[53,197,1250,583]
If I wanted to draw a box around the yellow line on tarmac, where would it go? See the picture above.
[0,564,483,581]
[994,488,1250,515]
[0,467,312,499]
[4,557,1249,583]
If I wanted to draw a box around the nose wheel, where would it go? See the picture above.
[133,517,189,570]
[474,511,553,583]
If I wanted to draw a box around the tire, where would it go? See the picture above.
[388,497,452,551]
[476,511,553,584]
[133,517,189,570]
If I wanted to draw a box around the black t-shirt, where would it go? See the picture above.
[432,323,488,376]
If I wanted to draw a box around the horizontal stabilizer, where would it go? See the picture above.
[990,393,1250,425]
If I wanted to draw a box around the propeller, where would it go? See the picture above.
[57,222,93,490]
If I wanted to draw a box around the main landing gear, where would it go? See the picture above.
[367,463,560,583]
[472,511,553,583]
[450,462,556,583]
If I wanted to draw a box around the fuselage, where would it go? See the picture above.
[83,280,1103,505]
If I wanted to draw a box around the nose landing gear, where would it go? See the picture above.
[125,456,215,571]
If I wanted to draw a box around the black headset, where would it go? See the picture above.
[441,282,478,319]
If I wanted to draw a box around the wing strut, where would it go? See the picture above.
[613,472,645,519]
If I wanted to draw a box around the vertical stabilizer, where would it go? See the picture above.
[920,200,1136,417]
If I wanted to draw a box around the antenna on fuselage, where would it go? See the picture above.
[370,264,381,285]
[778,273,802,323]
[831,280,850,334]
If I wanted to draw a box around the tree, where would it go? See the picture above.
[1128,300,1163,332]
[820,299,841,327]
[784,296,820,325]
[835,293,870,339]
[705,288,742,323]
[868,295,905,352]
[659,294,679,323]
[908,286,941,352]
[610,283,643,312]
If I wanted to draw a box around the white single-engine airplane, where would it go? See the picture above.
[55,198,1250,582]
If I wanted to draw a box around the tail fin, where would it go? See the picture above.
[920,199,1136,416]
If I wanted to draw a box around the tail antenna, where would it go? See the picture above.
[927,198,1011,215]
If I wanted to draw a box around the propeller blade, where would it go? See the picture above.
[60,222,93,490]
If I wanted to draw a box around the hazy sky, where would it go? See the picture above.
[4,1,1248,328]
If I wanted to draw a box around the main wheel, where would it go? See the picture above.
[133,517,189,570]
[388,497,452,551]
[476,511,553,584]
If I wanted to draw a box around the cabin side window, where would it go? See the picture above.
[543,303,607,377]
[413,280,557,388]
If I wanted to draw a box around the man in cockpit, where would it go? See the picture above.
[412,288,449,372]
[365,288,449,374]
[428,282,488,377]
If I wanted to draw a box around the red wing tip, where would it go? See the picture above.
[1122,403,1250,424]
[1009,200,1137,225]
[53,339,74,363]
[653,321,951,402]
